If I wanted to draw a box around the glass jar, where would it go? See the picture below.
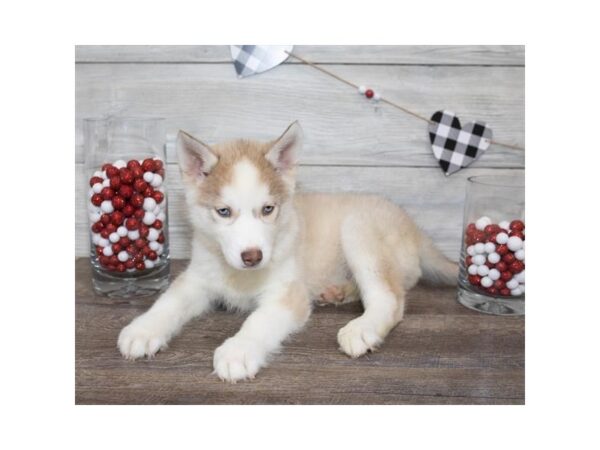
[457,175,525,316]
[83,117,170,297]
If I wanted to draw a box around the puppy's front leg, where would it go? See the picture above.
[118,268,211,359]
[213,281,310,383]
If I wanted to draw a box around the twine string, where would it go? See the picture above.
[285,50,524,151]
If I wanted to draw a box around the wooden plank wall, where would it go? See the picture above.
[75,45,524,259]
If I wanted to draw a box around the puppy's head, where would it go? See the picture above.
[176,122,302,271]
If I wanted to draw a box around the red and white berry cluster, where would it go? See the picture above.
[358,85,381,101]
[88,158,166,273]
[464,217,525,297]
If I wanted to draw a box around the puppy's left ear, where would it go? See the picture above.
[266,121,302,173]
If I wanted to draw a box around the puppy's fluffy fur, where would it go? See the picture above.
[118,122,457,382]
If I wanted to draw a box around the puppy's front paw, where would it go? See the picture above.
[213,337,265,383]
[337,317,383,358]
[118,319,169,360]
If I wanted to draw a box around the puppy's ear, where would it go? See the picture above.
[266,121,302,173]
[176,130,218,182]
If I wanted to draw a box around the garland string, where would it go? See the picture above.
[285,50,524,151]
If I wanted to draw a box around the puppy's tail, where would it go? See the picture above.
[418,235,459,286]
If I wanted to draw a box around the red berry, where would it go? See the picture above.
[131,167,144,180]
[99,255,110,266]
[496,244,509,256]
[95,245,103,254]
[126,244,137,255]
[510,220,525,232]
[112,196,126,210]
[141,246,152,256]
[465,255,473,266]
[147,251,158,261]
[500,288,511,296]
[157,232,165,244]
[117,263,126,273]
[153,159,164,171]
[485,261,495,269]
[494,279,506,290]
[91,221,104,233]
[472,230,486,243]
[122,204,134,217]
[133,179,148,193]
[135,238,146,249]
[152,219,163,230]
[112,243,122,253]
[130,193,144,208]
[125,218,139,230]
[106,166,119,178]
[100,229,110,239]
[100,214,111,225]
[365,89,374,99]
[101,163,113,172]
[153,191,164,204]
[111,211,124,226]
[495,261,508,272]
[503,253,516,264]
[134,209,145,220]
[136,262,146,271]
[510,260,525,273]
[101,187,115,200]
[501,271,513,282]
[119,168,134,184]
[89,176,103,187]
[119,185,134,199]
[109,255,119,266]
[142,158,155,172]
[510,230,525,240]
[487,287,498,295]
[127,160,141,170]
[125,259,135,269]
[109,176,121,189]
[484,224,501,236]
[91,194,103,206]
[468,275,481,286]
[143,186,155,197]
[119,237,130,247]
[105,223,116,234]
[157,168,165,178]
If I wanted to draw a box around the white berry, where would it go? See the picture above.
[102,178,110,187]
[93,170,103,178]
[480,276,493,288]
[143,211,156,225]
[109,232,120,243]
[149,241,160,251]
[157,212,166,221]
[100,200,114,213]
[127,229,140,240]
[358,85,367,94]
[156,244,164,255]
[488,268,500,281]
[89,212,101,223]
[144,260,155,269]
[499,220,510,230]
[92,233,101,245]
[511,287,523,296]
[117,226,128,237]
[495,232,509,244]
[487,252,501,264]
[506,278,519,290]
[98,238,110,247]
[475,216,492,231]
[484,242,495,254]
[474,243,486,254]
[143,171,154,182]
[153,205,161,216]
[507,236,523,252]
[477,265,490,276]
[468,264,478,275]
[143,197,157,211]
[515,249,525,260]
[114,160,127,169]
[472,254,486,266]
[92,183,103,194]
[150,174,163,188]
[117,251,129,262]
[467,245,476,256]
[515,271,525,284]
[148,228,159,241]
[102,246,113,257]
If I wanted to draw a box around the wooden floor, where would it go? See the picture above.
[75,259,524,405]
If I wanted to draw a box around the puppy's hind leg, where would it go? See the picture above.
[337,219,406,358]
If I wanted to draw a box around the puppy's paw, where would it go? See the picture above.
[337,318,383,358]
[213,337,265,383]
[118,319,169,360]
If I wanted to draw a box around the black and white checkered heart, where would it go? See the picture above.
[230,45,293,78]
[428,110,493,175]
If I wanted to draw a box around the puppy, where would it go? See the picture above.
[118,122,458,382]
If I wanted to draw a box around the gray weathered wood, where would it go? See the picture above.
[75,259,525,405]
[76,163,523,258]
[75,63,524,167]
[75,45,524,65]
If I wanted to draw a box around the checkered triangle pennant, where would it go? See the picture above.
[428,110,493,175]
[230,45,293,78]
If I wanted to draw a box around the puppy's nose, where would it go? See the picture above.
[241,248,263,267]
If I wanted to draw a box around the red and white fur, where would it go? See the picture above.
[118,122,458,382]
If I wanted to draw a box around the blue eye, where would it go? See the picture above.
[216,207,231,217]
[262,205,275,216]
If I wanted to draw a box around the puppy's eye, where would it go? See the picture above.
[216,207,231,218]
[262,205,275,216]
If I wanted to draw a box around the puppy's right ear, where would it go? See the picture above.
[176,130,219,182]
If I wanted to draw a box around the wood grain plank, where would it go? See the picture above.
[75,45,524,65]
[75,163,523,258]
[75,259,524,405]
[75,63,524,167]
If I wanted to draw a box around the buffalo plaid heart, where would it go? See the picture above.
[230,45,293,78]
[428,110,493,175]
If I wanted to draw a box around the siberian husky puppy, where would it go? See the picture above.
[118,122,457,382]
